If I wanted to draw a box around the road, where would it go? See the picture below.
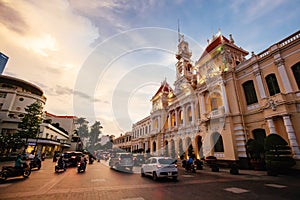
[0,159,299,200]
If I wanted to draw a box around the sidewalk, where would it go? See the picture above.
[178,163,300,180]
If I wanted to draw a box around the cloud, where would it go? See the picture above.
[0,1,28,34]
[229,0,285,23]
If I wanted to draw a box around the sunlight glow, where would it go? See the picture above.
[26,34,57,56]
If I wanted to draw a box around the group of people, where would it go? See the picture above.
[14,151,41,170]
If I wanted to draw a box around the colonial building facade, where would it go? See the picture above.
[113,132,132,152]
[127,30,300,167]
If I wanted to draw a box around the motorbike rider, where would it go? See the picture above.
[33,154,40,164]
[186,155,194,171]
[41,153,46,161]
[15,154,25,172]
[28,150,35,160]
[57,155,65,168]
[80,155,87,164]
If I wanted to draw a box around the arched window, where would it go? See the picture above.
[212,132,224,152]
[210,92,221,111]
[187,106,192,122]
[179,110,183,125]
[292,62,300,90]
[153,141,156,152]
[171,112,176,127]
[153,118,158,130]
[197,101,201,121]
[165,116,169,129]
[266,74,280,96]
[242,80,258,105]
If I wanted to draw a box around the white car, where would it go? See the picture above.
[141,157,178,181]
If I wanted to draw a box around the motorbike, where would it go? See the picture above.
[55,161,66,173]
[0,162,31,182]
[77,161,86,173]
[41,154,46,161]
[185,161,196,173]
[89,157,94,164]
[30,157,42,170]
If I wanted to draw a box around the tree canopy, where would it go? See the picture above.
[17,101,43,142]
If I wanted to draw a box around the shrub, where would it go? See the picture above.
[264,134,295,176]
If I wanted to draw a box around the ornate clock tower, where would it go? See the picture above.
[174,33,193,94]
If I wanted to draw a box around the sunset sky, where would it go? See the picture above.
[1,0,299,136]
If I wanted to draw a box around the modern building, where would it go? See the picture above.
[0,52,9,74]
[0,75,73,156]
[44,111,83,152]
[0,75,46,135]
[130,29,300,168]
[26,122,70,157]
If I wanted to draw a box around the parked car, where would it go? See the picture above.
[141,157,178,181]
[62,151,84,167]
[109,152,134,172]
[133,154,145,166]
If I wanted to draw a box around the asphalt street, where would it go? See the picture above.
[0,159,299,200]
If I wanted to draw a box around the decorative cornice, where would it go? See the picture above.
[274,58,285,67]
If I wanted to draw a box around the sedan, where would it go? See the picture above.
[141,157,178,181]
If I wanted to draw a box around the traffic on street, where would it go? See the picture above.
[0,157,300,200]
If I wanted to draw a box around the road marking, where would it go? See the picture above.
[121,197,144,200]
[91,178,106,182]
[224,187,249,194]
[0,178,237,198]
[182,175,194,178]
[265,184,287,188]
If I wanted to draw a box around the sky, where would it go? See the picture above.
[1,0,300,136]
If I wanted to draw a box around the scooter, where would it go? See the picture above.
[41,154,46,161]
[77,161,86,173]
[0,162,31,182]
[185,162,196,173]
[55,161,66,173]
[30,157,42,170]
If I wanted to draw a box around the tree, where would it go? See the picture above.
[51,123,68,134]
[76,117,89,146]
[88,121,103,152]
[264,134,295,176]
[17,101,43,150]
[0,134,25,155]
[246,138,265,170]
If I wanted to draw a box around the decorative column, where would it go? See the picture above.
[158,116,161,132]
[175,109,178,128]
[145,141,148,152]
[266,118,277,134]
[150,118,153,133]
[168,113,171,130]
[275,58,293,93]
[255,71,267,99]
[220,82,229,113]
[200,93,206,118]
[174,137,179,158]
[283,115,300,159]
[182,106,186,126]
[191,137,197,156]
[191,102,195,124]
